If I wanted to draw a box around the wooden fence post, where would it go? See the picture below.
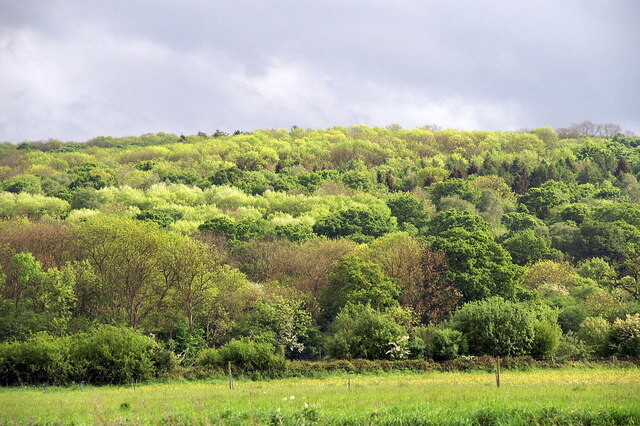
[228,361,234,390]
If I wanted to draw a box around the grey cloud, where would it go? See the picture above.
[0,0,638,141]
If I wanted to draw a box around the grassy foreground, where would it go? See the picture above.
[1,368,639,425]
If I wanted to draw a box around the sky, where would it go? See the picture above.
[1,0,639,142]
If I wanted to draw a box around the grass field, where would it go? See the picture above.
[1,367,639,425]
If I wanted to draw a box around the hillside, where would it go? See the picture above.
[1,125,639,383]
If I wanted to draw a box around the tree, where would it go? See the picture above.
[198,216,267,242]
[471,175,516,202]
[561,121,623,138]
[231,296,315,358]
[342,170,373,191]
[453,297,539,357]
[501,212,544,232]
[521,260,580,294]
[518,180,570,218]
[425,210,521,301]
[608,314,640,358]
[313,206,396,242]
[320,256,400,324]
[70,188,107,210]
[1,174,42,194]
[406,249,460,324]
[325,304,409,360]
[429,178,480,210]
[427,209,490,235]
[78,216,169,328]
[264,238,357,317]
[69,163,117,190]
[160,235,221,328]
[363,233,423,293]
[500,230,560,266]
[0,253,76,338]
[385,193,429,229]
[573,220,640,262]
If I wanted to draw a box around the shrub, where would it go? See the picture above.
[558,304,588,333]
[431,329,467,361]
[157,322,207,363]
[608,314,640,358]
[324,304,409,360]
[0,327,175,385]
[414,327,467,361]
[576,317,610,358]
[68,325,165,384]
[554,333,591,361]
[453,297,537,357]
[0,333,70,385]
[195,348,222,367]
[196,339,285,373]
[531,320,562,359]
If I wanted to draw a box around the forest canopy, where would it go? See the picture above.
[1,124,640,382]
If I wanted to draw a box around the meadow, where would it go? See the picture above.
[1,367,639,425]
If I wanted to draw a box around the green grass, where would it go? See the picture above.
[1,367,639,425]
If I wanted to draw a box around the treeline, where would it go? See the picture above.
[1,124,640,383]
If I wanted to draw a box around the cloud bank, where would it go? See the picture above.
[1,0,638,141]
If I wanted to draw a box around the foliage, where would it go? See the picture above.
[426,210,521,301]
[320,256,400,322]
[608,314,640,358]
[0,332,70,385]
[386,193,429,229]
[531,319,562,359]
[415,326,467,361]
[429,179,481,210]
[68,325,172,384]
[2,126,640,367]
[195,339,285,372]
[198,216,267,242]
[313,205,396,242]
[500,230,559,266]
[0,326,173,385]
[231,296,317,358]
[576,317,611,358]
[452,297,539,357]
[325,304,410,360]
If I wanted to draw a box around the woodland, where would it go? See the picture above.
[1,122,639,384]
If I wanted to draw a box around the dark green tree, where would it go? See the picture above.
[453,297,543,357]
[320,256,400,323]
[313,206,396,242]
[425,210,521,301]
[386,193,429,230]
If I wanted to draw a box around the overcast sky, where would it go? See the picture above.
[1,0,638,142]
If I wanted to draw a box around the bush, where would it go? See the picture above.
[558,304,588,333]
[576,317,610,358]
[156,321,207,363]
[0,333,71,385]
[195,348,221,367]
[0,327,175,385]
[324,304,409,360]
[531,320,562,359]
[431,329,467,361]
[453,297,537,357]
[196,339,286,373]
[414,327,467,361]
[554,333,591,361]
[608,314,640,358]
[68,325,169,384]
